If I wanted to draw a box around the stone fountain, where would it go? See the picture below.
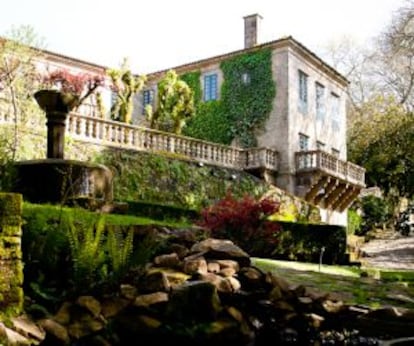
[11,89,113,206]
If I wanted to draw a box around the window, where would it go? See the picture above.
[298,70,308,114]
[316,141,325,151]
[315,82,325,120]
[204,73,218,101]
[142,89,154,114]
[299,133,310,168]
[242,72,251,85]
[330,93,340,131]
[331,148,340,158]
[299,133,309,151]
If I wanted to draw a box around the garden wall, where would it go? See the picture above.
[0,193,23,317]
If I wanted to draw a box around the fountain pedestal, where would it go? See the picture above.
[11,90,114,207]
[34,89,78,159]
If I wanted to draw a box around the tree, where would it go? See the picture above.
[319,3,414,199]
[146,69,195,134]
[0,25,45,163]
[373,0,414,110]
[320,36,377,113]
[348,95,414,197]
[107,58,146,124]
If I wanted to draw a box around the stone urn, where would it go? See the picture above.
[34,89,79,159]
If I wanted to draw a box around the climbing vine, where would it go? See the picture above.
[221,49,276,147]
[180,71,201,106]
[182,49,275,147]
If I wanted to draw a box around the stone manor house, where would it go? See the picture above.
[0,14,365,226]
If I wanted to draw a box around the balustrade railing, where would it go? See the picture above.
[295,150,365,186]
[67,112,279,171]
[1,104,368,186]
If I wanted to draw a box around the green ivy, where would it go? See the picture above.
[221,49,276,147]
[180,71,201,106]
[97,149,268,210]
[183,101,232,144]
[182,49,275,147]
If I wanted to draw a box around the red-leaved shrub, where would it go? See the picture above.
[197,191,281,256]
[42,69,105,108]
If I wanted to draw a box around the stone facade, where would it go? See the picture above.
[137,17,352,226]
[0,14,363,226]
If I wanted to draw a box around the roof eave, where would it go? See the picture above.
[146,36,349,87]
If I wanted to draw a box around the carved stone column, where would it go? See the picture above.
[34,89,78,159]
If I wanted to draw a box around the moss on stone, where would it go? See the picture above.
[0,193,22,224]
[0,237,22,260]
[0,193,23,317]
[0,224,22,237]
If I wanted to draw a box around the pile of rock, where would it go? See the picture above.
[2,236,414,345]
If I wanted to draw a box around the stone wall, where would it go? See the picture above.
[0,193,23,317]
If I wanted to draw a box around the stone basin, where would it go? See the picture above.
[11,159,113,205]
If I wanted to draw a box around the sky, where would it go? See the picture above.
[0,0,407,74]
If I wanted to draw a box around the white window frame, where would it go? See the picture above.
[316,140,325,151]
[330,92,340,131]
[315,82,325,120]
[203,73,218,101]
[298,70,308,114]
[299,133,310,168]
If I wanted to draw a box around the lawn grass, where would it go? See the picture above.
[252,257,362,277]
[22,202,192,228]
[252,257,414,309]
[20,203,414,310]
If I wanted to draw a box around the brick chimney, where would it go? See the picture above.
[244,14,262,49]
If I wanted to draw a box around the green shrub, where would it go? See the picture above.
[126,200,199,222]
[359,195,391,235]
[271,222,347,265]
[22,204,70,292]
[21,203,164,299]
[347,209,362,235]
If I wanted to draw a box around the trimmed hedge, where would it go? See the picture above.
[270,222,347,265]
[126,200,199,222]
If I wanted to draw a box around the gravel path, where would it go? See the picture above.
[360,232,414,270]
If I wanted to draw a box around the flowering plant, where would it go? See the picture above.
[41,69,105,109]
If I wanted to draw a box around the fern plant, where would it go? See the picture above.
[106,226,134,284]
[65,213,107,293]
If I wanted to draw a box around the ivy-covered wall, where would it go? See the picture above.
[97,148,269,210]
[94,147,320,223]
[182,49,276,148]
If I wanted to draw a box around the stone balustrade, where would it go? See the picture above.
[1,105,368,186]
[66,112,279,172]
[295,150,365,187]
